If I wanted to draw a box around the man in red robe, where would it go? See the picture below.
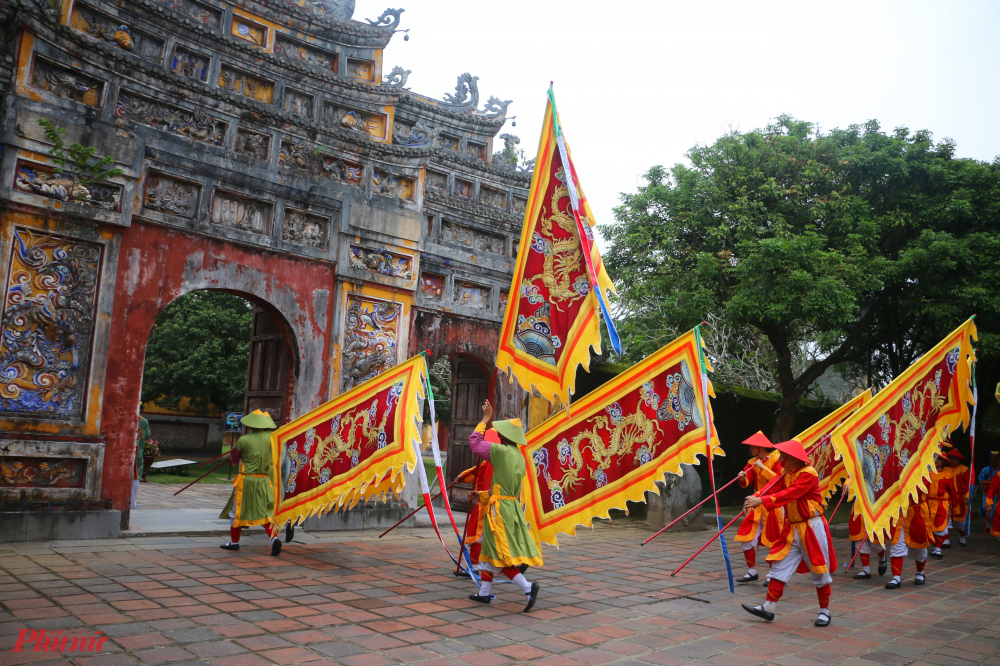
[735,432,782,584]
[741,438,836,627]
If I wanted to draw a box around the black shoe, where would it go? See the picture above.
[932,551,943,559]
[763,580,770,587]
[885,579,901,589]
[853,571,871,579]
[942,542,951,549]
[523,582,540,613]
[878,559,888,576]
[454,568,473,578]
[959,539,967,547]
[738,572,759,583]
[815,611,831,627]
[469,594,491,604]
[914,573,926,585]
[285,522,294,543]
[518,563,529,575]
[271,539,282,556]
[220,543,240,551]
[741,603,774,622]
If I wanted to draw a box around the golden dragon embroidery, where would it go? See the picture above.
[555,411,662,493]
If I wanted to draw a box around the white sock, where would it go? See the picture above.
[747,568,758,576]
[478,580,492,596]
[511,573,532,594]
[960,536,966,544]
[862,565,870,573]
[762,600,776,613]
[892,575,901,583]
[943,539,950,545]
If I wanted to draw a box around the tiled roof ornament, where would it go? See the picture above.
[382,66,411,89]
[365,8,404,30]
[480,96,512,118]
[442,73,479,111]
[301,0,356,20]
[493,134,534,173]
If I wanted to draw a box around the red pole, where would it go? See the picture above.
[845,536,867,571]
[642,473,744,546]
[670,471,786,577]
[827,482,850,524]
[173,459,229,496]
[380,474,467,538]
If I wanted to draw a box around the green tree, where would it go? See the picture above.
[141,291,254,414]
[602,116,1000,440]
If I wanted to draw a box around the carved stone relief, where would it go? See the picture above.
[234,128,270,160]
[372,169,415,201]
[283,89,314,119]
[325,103,385,139]
[349,246,412,279]
[425,170,447,193]
[283,0,355,20]
[453,179,472,199]
[71,5,164,61]
[479,186,506,209]
[15,161,121,211]
[211,190,271,233]
[220,67,274,103]
[347,57,375,82]
[454,282,489,310]
[282,209,329,249]
[0,228,101,420]
[162,0,221,27]
[392,120,437,147]
[171,47,209,82]
[0,457,85,488]
[273,36,337,71]
[231,15,267,47]
[437,134,459,151]
[30,57,104,108]
[143,171,200,218]
[341,296,401,391]
[278,141,362,186]
[512,196,527,216]
[466,141,486,161]
[420,273,443,300]
[499,290,509,311]
[442,220,505,255]
[116,91,226,145]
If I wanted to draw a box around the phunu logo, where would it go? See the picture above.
[12,629,109,653]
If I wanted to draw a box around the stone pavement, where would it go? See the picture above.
[2,520,999,666]
[128,483,236,537]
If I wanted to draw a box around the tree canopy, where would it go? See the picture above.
[601,115,1000,439]
[141,291,254,414]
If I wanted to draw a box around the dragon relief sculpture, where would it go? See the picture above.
[552,409,662,496]
[365,8,403,29]
[520,167,587,311]
[443,73,480,110]
[382,65,411,89]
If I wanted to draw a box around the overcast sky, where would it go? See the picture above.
[356,0,1000,245]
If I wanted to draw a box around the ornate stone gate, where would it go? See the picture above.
[0,0,531,539]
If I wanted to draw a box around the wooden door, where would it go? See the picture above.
[446,357,489,509]
[244,307,292,426]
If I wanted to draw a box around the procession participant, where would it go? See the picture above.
[984,462,1000,538]
[734,432,782,584]
[946,449,970,546]
[132,408,151,509]
[741,439,836,628]
[219,410,282,556]
[459,442,495,576]
[466,400,542,612]
[978,451,1000,518]
[927,455,958,558]
[848,509,887,579]
[888,480,935,588]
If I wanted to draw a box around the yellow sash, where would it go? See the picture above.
[485,483,519,564]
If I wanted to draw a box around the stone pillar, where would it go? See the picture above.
[645,463,705,532]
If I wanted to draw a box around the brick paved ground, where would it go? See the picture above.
[136,481,234,510]
[2,520,999,666]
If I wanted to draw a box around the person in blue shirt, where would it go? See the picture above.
[978,451,1000,518]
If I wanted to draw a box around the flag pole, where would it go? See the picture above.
[642,472,745,546]
[693,324,734,592]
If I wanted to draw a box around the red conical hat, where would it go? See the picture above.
[774,438,811,463]
[742,431,774,448]
[945,448,965,461]
[485,428,501,444]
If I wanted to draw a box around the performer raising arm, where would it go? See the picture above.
[741,439,836,628]
[466,400,543,612]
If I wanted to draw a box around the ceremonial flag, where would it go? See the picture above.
[521,329,721,546]
[269,355,424,528]
[496,85,620,406]
[798,389,873,505]
[830,318,977,542]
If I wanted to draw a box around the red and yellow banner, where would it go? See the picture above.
[269,355,423,527]
[521,330,722,546]
[798,390,872,504]
[496,97,617,406]
[831,318,977,542]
